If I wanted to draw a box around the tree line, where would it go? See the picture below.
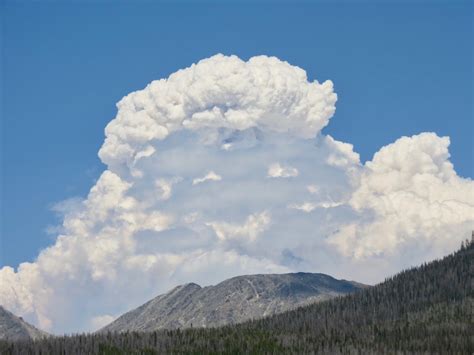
[1,238,472,354]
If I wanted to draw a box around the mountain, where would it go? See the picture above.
[5,239,471,354]
[148,238,471,353]
[100,272,364,332]
[0,306,48,341]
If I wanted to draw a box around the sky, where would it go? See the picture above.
[1,0,473,333]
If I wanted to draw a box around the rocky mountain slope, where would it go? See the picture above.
[4,242,471,353]
[0,306,48,341]
[100,272,363,332]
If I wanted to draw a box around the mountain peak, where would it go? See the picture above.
[100,272,364,333]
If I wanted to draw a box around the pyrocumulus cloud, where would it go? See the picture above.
[1,54,472,334]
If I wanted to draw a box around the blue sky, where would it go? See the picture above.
[1,0,472,271]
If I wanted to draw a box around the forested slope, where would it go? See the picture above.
[1,239,472,354]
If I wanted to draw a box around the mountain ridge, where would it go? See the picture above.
[2,241,471,353]
[0,306,48,341]
[100,272,364,332]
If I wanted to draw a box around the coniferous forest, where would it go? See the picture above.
[1,240,472,354]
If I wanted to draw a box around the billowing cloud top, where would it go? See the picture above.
[329,133,474,259]
[1,55,472,334]
[98,54,337,171]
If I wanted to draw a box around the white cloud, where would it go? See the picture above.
[325,135,360,168]
[328,133,474,259]
[131,145,156,177]
[267,163,299,178]
[98,54,337,172]
[192,171,222,185]
[155,178,182,200]
[288,200,343,213]
[207,211,271,242]
[0,55,472,334]
[288,202,317,212]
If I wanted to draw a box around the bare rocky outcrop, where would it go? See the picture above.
[0,306,48,341]
[100,272,364,332]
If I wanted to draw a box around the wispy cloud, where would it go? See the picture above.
[192,171,222,185]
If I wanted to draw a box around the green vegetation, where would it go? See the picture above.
[2,239,472,354]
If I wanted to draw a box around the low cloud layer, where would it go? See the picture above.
[1,55,472,333]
